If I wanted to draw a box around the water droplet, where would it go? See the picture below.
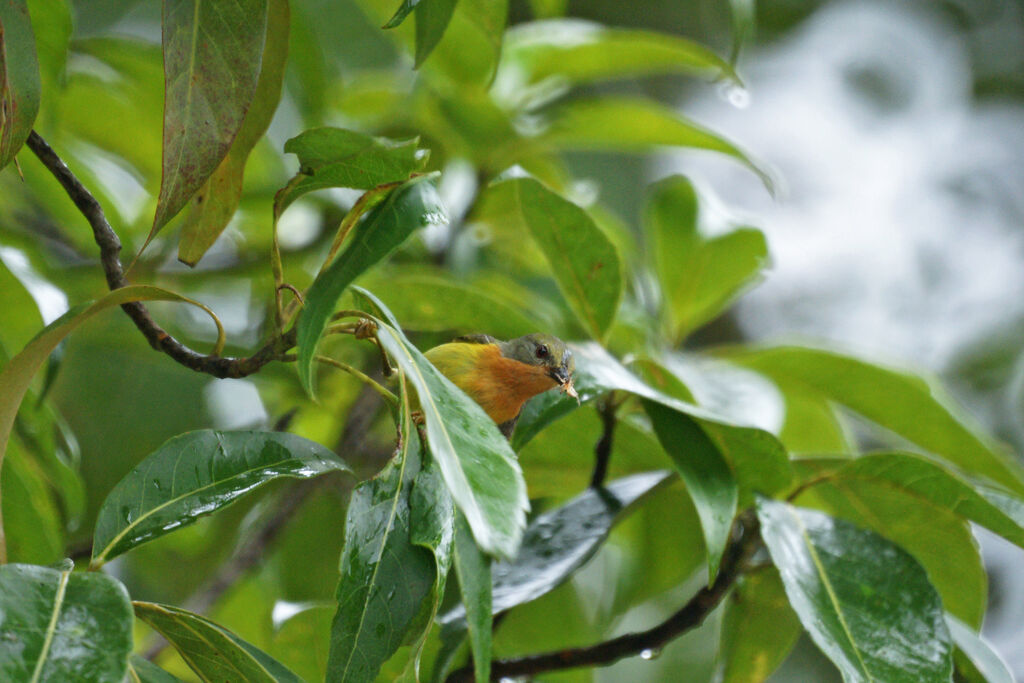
[717,82,750,109]
[640,648,661,660]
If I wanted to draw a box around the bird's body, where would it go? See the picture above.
[425,333,577,437]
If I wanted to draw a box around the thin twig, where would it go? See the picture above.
[316,355,398,406]
[25,130,294,378]
[447,510,761,682]
[590,395,619,488]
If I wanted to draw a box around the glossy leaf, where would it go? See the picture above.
[0,564,132,682]
[295,175,447,397]
[453,515,491,683]
[946,615,1014,683]
[276,127,424,217]
[478,177,622,339]
[757,499,953,683]
[514,342,792,497]
[727,346,1024,496]
[502,20,739,88]
[644,400,737,580]
[646,175,768,339]
[149,0,269,239]
[91,430,348,566]
[0,0,40,171]
[358,288,529,559]
[134,602,302,683]
[326,387,437,683]
[718,568,802,683]
[413,0,458,67]
[440,470,672,626]
[177,0,289,265]
[539,97,773,192]
[128,655,186,683]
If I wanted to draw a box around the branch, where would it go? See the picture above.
[447,510,761,682]
[25,130,294,378]
[589,395,618,488]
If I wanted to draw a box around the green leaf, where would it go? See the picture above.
[414,0,458,67]
[478,177,622,339]
[644,400,737,581]
[946,615,1013,683]
[358,288,529,559]
[326,386,438,683]
[0,0,40,171]
[718,568,802,683]
[539,97,773,192]
[514,343,792,497]
[453,515,491,683]
[383,0,421,28]
[757,498,953,683]
[2,439,63,564]
[127,655,186,683]
[276,128,425,217]
[440,470,672,626]
[502,20,739,89]
[91,430,348,566]
[177,0,289,266]
[295,175,447,397]
[134,602,302,683]
[726,346,1024,495]
[792,456,987,627]
[646,175,768,339]
[149,0,269,241]
[0,564,132,682]
[727,0,756,64]
[419,0,506,86]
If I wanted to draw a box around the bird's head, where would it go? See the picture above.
[499,333,578,399]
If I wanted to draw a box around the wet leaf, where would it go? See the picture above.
[295,174,446,397]
[478,177,622,340]
[0,0,40,171]
[726,346,1024,496]
[149,0,269,239]
[718,568,802,683]
[946,615,1013,683]
[757,498,953,683]
[0,564,132,682]
[177,0,289,266]
[134,602,302,683]
[357,288,529,559]
[644,400,736,580]
[128,655,186,682]
[453,515,491,683]
[646,175,768,340]
[91,430,349,566]
[440,470,672,626]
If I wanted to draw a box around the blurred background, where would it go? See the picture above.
[1,0,1022,680]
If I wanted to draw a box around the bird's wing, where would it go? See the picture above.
[453,334,500,345]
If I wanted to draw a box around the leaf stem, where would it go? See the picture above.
[316,355,398,406]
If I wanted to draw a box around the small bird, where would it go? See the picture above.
[425,333,578,438]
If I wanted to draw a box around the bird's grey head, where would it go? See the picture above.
[500,333,575,386]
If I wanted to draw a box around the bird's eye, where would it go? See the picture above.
[535,344,549,359]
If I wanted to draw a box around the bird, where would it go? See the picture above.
[424,333,578,438]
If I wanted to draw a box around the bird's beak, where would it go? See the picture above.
[548,366,579,402]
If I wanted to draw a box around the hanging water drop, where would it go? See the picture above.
[718,82,751,109]
[640,647,662,660]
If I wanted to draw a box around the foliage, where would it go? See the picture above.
[0,1,1021,682]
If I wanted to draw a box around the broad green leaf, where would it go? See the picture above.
[91,430,348,566]
[276,128,425,217]
[26,0,70,97]
[726,346,1024,496]
[359,271,539,339]
[779,389,852,454]
[513,343,792,496]
[646,175,768,339]
[148,0,269,240]
[946,615,1013,683]
[134,602,302,683]
[267,605,333,683]
[177,0,288,266]
[757,499,953,683]
[440,470,672,626]
[0,0,40,171]
[502,20,739,89]
[2,439,63,564]
[793,456,986,627]
[539,97,773,192]
[128,655,186,683]
[419,0,506,87]
[452,515,491,683]
[357,288,529,559]
[478,177,622,339]
[0,285,223,501]
[326,386,437,683]
[644,400,736,580]
[0,564,132,682]
[413,0,458,67]
[718,568,802,683]
[295,175,447,397]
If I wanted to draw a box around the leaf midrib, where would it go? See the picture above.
[29,568,71,683]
